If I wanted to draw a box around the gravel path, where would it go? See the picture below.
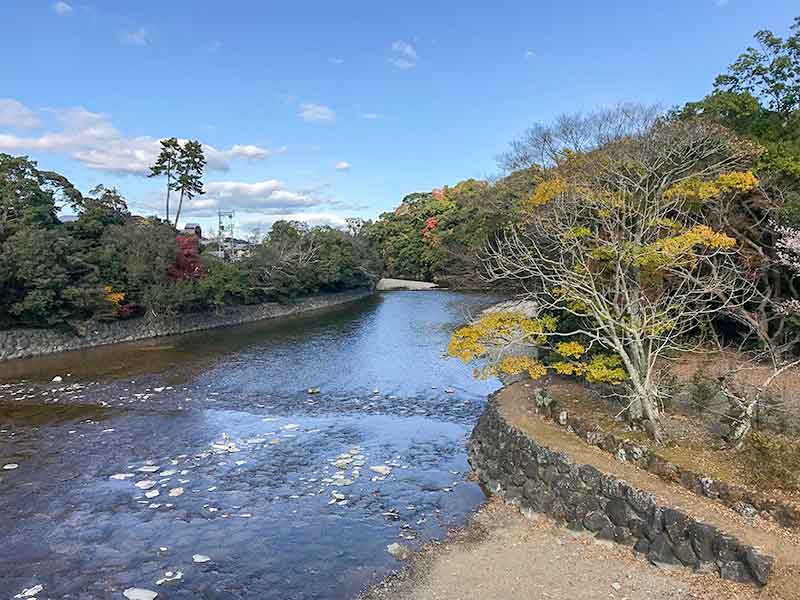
[363,498,758,600]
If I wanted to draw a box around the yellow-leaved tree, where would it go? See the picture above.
[450,119,762,439]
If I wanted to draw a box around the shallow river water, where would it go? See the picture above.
[0,291,502,599]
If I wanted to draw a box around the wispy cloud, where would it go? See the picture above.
[335,161,351,171]
[52,1,73,16]
[0,100,280,175]
[524,50,535,60]
[122,27,149,46]
[0,99,42,129]
[299,103,336,122]
[390,40,417,69]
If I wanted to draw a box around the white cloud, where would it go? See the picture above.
[0,100,278,175]
[524,50,535,60]
[390,40,417,69]
[335,161,351,171]
[0,99,42,128]
[52,1,72,15]
[392,40,417,59]
[177,180,329,224]
[123,27,149,46]
[361,112,379,120]
[235,211,349,234]
[389,40,417,70]
[228,144,285,160]
[329,57,344,65]
[299,103,335,122]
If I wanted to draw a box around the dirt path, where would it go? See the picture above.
[362,499,759,600]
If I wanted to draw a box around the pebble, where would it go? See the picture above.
[387,543,410,560]
[145,490,160,499]
[51,376,63,383]
[370,465,392,476]
[3,463,19,470]
[110,473,134,480]
[123,589,158,600]
[168,487,184,497]
[192,554,211,563]
[137,465,160,473]
[135,480,157,490]
[14,584,43,598]
[155,571,183,585]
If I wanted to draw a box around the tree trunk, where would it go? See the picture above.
[165,176,171,225]
[175,190,185,230]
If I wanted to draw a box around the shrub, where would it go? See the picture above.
[744,432,800,491]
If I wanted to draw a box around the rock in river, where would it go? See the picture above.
[193,554,211,563]
[370,465,392,476]
[135,480,157,490]
[123,589,157,600]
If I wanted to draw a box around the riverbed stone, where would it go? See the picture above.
[123,589,157,600]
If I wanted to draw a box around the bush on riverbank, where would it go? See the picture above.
[0,154,377,329]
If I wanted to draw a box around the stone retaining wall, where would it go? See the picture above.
[468,395,775,586]
[0,288,373,362]
[562,411,800,530]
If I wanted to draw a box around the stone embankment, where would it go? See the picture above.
[468,383,800,595]
[0,288,372,362]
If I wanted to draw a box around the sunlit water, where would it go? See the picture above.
[0,291,502,599]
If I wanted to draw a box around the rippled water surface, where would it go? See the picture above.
[0,291,502,599]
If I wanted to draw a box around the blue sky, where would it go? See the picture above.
[0,1,797,235]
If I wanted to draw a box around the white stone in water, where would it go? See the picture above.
[13,584,43,598]
[3,463,20,470]
[156,571,183,585]
[282,424,300,431]
[110,473,135,480]
[123,589,158,600]
[168,487,184,497]
[153,387,165,393]
[192,554,211,563]
[331,491,346,500]
[137,465,160,473]
[145,490,160,499]
[370,465,392,476]
[135,480,157,490]
[160,469,177,477]
[444,388,455,394]
[51,376,63,383]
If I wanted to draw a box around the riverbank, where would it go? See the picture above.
[0,287,373,362]
[361,497,757,600]
[375,279,439,291]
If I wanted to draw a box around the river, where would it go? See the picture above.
[0,291,502,600]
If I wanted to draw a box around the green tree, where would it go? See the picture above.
[173,140,206,228]
[714,17,800,116]
[148,137,181,225]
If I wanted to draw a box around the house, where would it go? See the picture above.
[183,223,202,238]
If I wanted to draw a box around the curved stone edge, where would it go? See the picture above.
[549,401,799,530]
[0,288,373,363]
[468,395,775,586]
